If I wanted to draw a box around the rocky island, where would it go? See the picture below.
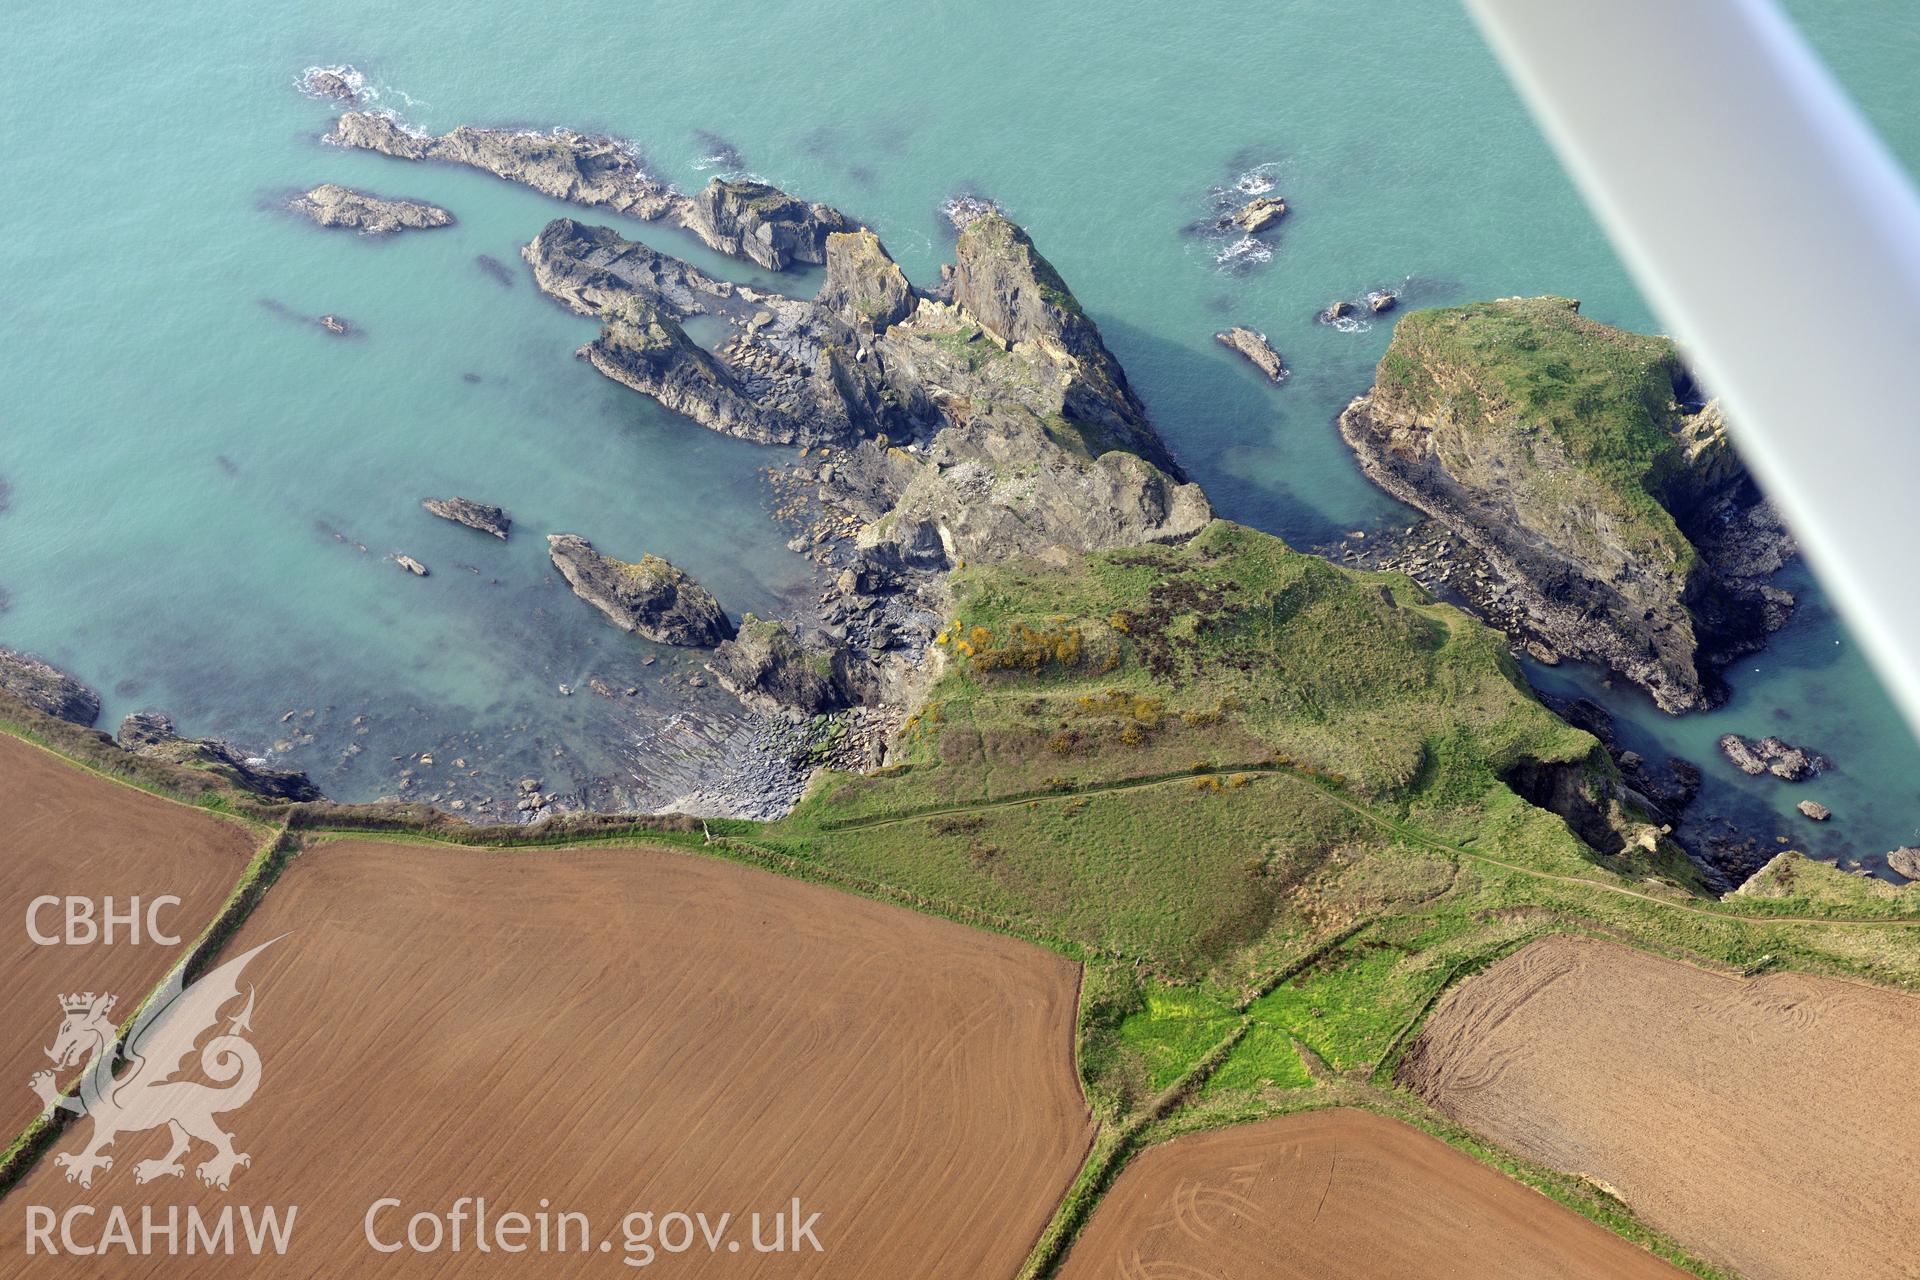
[1339,296,1794,713]
[1215,327,1287,382]
[423,496,511,539]
[546,534,735,647]
[328,112,850,269]
[290,183,454,234]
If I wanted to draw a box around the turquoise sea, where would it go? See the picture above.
[3,2,1916,861]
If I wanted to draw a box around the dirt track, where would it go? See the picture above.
[1058,1106,1680,1278]
[1401,934,1920,1280]
[0,839,1091,1276]
[0,733,257,1139]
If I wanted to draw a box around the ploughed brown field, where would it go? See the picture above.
[0,732,258,1139]
[1,839,1091,1277]
[1057,1106,1680,1279]
[1401,933,1920,1280]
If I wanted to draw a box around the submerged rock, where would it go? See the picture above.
[547,534,735,647]
[1215,327,1287,383]
[422,497,511,540]
[1338,296,1795,713]
[1797,799,1832,821]
[0,648,101,726]
[117,712,322,802]
[298,66,362,102]
[1717,733,1829,781]
[290,183,453,234]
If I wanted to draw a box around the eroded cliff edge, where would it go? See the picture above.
[1338,296,1794,714]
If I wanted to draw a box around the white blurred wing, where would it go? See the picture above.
[1466,0,1920,739]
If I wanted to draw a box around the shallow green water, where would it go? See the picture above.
[2,2,1915,856]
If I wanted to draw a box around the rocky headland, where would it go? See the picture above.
[520,205,1209,724]
[1338,296,1795,714]
[0,647,103,725]
[118,712,323,802]
[546,534,736,647]
[290,183,454,234]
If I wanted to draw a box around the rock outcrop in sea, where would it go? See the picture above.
[328,112,850,271]
[546,534,735,647]
[0,647,102,726]
[1338,296,1795,713]
[1717,733,1828,781]
[423,496,511,539]
[708,617,861,716]
[1215,327,1287,382]
[290,183,454,234]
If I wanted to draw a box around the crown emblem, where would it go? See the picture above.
[60,992,115,1017]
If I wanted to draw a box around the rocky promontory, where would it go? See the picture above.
[524,207,1208,723]
[1215,327,1287,382]
[1338,296,1795,713]
[423,496,511,539]
[118,712,322,802]
[290,183,453,234]
[0,647,102,725]
[546,534,735,647]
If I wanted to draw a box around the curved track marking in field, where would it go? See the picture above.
[1057,1108,1684,1279]
[1402,934,1920,1280]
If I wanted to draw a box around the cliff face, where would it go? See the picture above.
[1339,297,1792,713]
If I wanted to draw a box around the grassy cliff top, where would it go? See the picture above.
[1371,296,1700,573]
[772,521,1661,979]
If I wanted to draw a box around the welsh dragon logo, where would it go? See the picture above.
[29,938,279,1190]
